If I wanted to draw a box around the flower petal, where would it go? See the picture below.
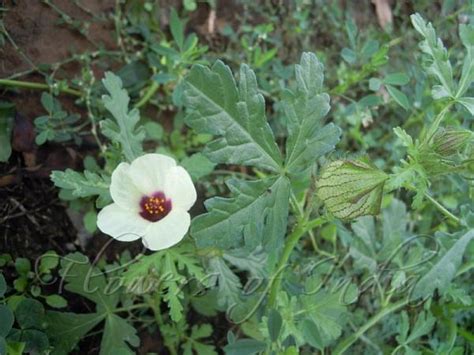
[97,203,150,242]
[163,166,197,211]
[128,154,177,195]
[142,209,190,250]
[110,163,143,211]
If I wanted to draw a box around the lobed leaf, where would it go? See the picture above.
[51,169,111,207]
[411,230,474,300]
[410,13,455,97]
[101,72,145,162]
[191,176,290,265]
[184,61,283,172]
[284,52,341,175]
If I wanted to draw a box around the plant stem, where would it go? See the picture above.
[333,299,408,355]
[135,81,160,108]
[424,192,461,225]
[266,217,326,310]
[422,103,452,146]
[0,79,82,96]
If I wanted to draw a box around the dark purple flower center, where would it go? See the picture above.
[139,192,172,222]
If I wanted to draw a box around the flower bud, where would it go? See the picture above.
[317,159,388,220]
[432,127,472,156]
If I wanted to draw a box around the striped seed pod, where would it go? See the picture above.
[432,127,472,157]
[316,160,388,220]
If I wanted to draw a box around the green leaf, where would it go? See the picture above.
[170,9,185,50]
[184,60,283,172]
[411,230,474,300]
[410,13,455,97]
[191,176,290,263]
[300,288,348,345]
[0,337,6,355]
[45,295,68,309]
[301,319,323,350]
[369,78,382,91]
[284,52,341,175]
[207,257,241,309]
[144,121,164,140]
[457,23,474,97]
[223,247,268,280]
[39,251,59,274]
[0,101,14,162]
[341,48,357,64]
[100,314,140,355]
[317,160,388,220]
[15,299,45,330]
[406,311,436,343]
[0,304,14,337]
[184,0,197,11]
[181,153,216,181]
[223,339,266,355]
[386,84,410,110]
[59,252,119,311]
[46,311,105,353]
[383,72,410,86]
[15,258,31,275]
[456,97,474,115]
[83,209,98,234]
[51,169,111,208]
[0,273,6,297]
[267,309,282,342]
[8,329,49,353]
[101,72,145,162]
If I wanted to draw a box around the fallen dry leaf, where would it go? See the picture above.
[372,0,393,30]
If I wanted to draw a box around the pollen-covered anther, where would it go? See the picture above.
[139,192,172,222]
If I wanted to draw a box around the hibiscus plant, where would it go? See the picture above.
[1,9,473,355]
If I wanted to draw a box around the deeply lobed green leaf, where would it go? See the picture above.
[101,72,145,162]
[184,61,283,172]
[284,52,341,175]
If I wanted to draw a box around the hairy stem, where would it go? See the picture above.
[333,299,408,355]
[0,79,82,96]
[424,192,461,225]
[266,217,326,310]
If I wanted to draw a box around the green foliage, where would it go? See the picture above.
[122,245,205,322]
[50,169,111,208]
[184,61,283,172]
[2,2,474,354]
[45,252,140,354]
[283,53,341,175]
[411,230,474,300]
[34,92,82,145]
[101,72,146,162]
[0,101,14,162]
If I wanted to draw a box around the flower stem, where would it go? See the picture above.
[134,81,160,108]
[0,79,82,96]
[266,217,326,310]
[424,192,461,225]
[333,299,408,355]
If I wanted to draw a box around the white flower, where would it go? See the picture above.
[97,153,197,251]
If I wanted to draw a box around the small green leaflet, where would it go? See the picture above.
[191,176,290,261]
[411,230,474,300]
[410,13,455,98]
[121,245,205,322]
[50,169,111,208]
[101,72,145,162]
[317,160,388,220]
[284,52,341,175]
[183,60,283,172]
